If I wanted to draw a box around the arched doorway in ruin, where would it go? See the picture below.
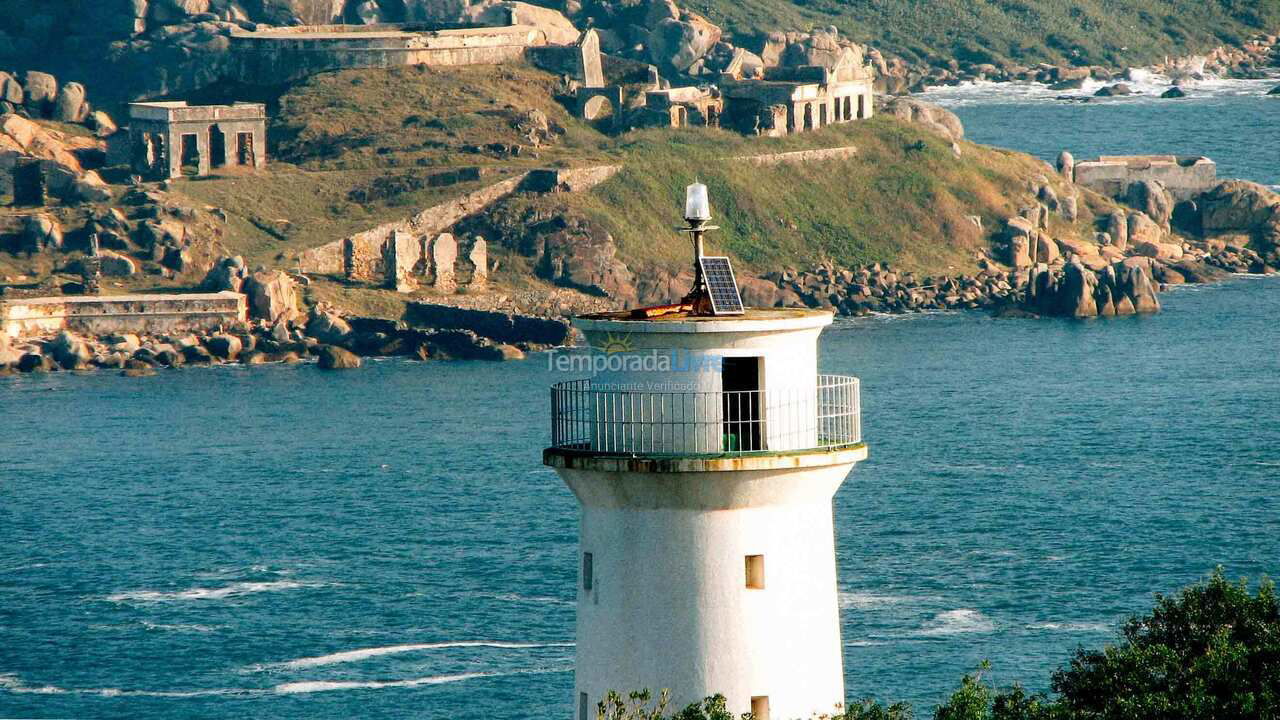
[209,125,226,168]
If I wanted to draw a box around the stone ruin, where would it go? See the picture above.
[128,102,267,180]
[371,232,487,294]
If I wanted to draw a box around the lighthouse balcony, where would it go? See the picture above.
[548,374,861,460]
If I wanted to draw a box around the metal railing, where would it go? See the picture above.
[549,375,861,456]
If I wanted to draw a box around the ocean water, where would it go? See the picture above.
[920,75,1280,186]
[4,89,1280,718]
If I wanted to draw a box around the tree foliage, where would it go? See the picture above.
[931,569,1280,720]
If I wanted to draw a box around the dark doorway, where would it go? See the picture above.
[208,125,226,168]
[179,133,200,175]
[237,132,255,166]
[722,356,762,451]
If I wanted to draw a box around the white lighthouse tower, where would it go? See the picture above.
[545,186,866,720]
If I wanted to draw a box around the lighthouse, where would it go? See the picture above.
[544,185,866,720]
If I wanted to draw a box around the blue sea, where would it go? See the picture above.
[3,80,1280,719]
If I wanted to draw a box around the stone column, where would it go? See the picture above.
[167,128,182,179]
[383,230,418,293]
[468,237,488,288]
[431,233,458,293]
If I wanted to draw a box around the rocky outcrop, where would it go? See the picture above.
[648,10,721,74]
[1126,180,1174,230]
[201,255,249,292]
[243,269,299,323]
[879,97,964,143]
[1024,261,1160,317]
[0,113,108,203]
[316,344,361,369]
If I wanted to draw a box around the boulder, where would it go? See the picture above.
[648,12,721,74]
[1034,232,1060,264]
[21,214,62,251]
[317,344,361,370]
[539,222,637,303]
[1127,211,1163,246]
[99,250,137,276]
[52,82,88,123]
[21,71,57,114]
[0,72,23,104]
[1162,87,1187,99]
[88,111,118,138]
[1095,83,1132,97]
[1061,261,1098,317]
[205,333,241,361]
[48,330,92,369]
[1134,241,1183,262]
[305,306,353,345]
[468,2,579,45]
[1005,216,1035,237]
[1106,211,1129,250]
[201,255,248,291]
[1120,264,1161,313]
[1056,150,1074,179]
[17,352,53,373]
[1198,180,1280,234]
[1007,235,1032,268]
[1061,195,1078,222]
[72,171,113,203]
[1126,179,1173,230]
[880,97,964,142]
[243,269,299,323]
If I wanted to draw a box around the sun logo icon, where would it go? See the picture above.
[595,332,634,354]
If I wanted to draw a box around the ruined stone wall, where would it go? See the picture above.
[230,25,545,85]
[1074,156,1217,201]
[298,173,530,275]
[1,292,247,338]
[732,146,859,166]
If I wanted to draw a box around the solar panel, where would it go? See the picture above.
[698,256,745,315]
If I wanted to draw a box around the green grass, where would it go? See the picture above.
[689,0,1280,69]
[540,118,1065,277]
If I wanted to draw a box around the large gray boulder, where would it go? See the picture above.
[1060,261,1098,317]
[201,255,248,292]
[1126,179,1173,230]
[205,333,242,361]
[306,306,353,345]
[317,344,361,369]
[48,330,92,369]
[880,97,964,143]
[243,269,299,323]
[0,72,23,105]
[648,13,721,74]
[21,214,62,252]
[52,82,88,123]
[21,71,57,114]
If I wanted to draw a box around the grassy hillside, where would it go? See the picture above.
[696,0,1280,68]
[181,61,1094,284]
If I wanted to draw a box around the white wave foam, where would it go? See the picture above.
[1027,621,1111,633]
[263,641,575,670]
[838,592,915,609]
[142,621,218,633]
[104,580,323,603]
[274,672,492,694]
[918,75,1280,107]
[0,673,241,698]
[489,592,575,607]
[916,609,996,637]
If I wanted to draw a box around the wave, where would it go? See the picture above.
[142,621,218,633]
[918,75,1280,108]
[916,609,996,637]
[273,672,494,694]
[0,674,243,698]
[104,580,325,603]
[1026,621,1111,633]
[262,641,576,670]
[488,592,575,607]
[839,591,917,609]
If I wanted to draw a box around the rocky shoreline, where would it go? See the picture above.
[0,302,568,376]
